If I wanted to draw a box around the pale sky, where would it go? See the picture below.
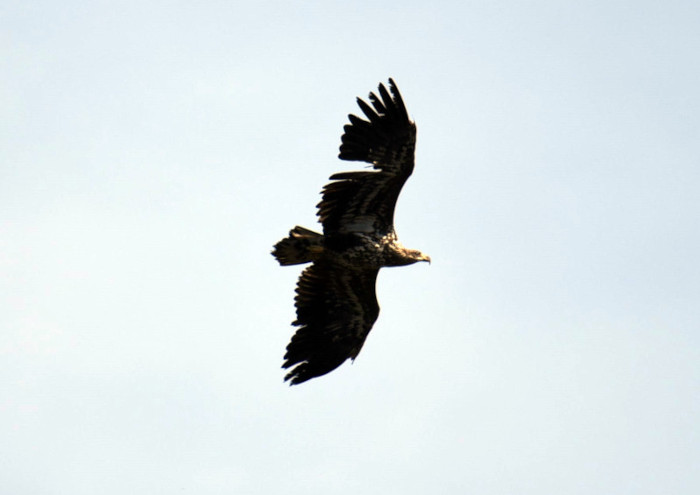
[2,1,699,493]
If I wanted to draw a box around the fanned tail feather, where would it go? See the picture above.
[272,226,323,266]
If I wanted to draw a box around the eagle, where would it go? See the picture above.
[272,78,430,385]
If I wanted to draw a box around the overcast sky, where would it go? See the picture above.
[2,1,699,493]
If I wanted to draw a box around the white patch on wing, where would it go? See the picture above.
[343,215,375,233]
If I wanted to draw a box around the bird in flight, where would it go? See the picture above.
[272,79,430,385]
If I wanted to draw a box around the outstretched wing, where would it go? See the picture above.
[283,262,380,385]
[318,78,417,235]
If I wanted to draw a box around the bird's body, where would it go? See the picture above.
[272,79,429,385]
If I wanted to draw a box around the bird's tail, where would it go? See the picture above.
[272,226,323,266]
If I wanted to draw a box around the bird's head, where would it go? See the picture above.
[388,245,431,266]
[411,250,431,265]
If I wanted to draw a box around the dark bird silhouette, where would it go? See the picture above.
[272,79,430,385]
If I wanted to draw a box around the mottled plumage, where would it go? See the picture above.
[272,79,430,385]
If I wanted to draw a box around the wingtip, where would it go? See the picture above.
[283,368,309,386]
